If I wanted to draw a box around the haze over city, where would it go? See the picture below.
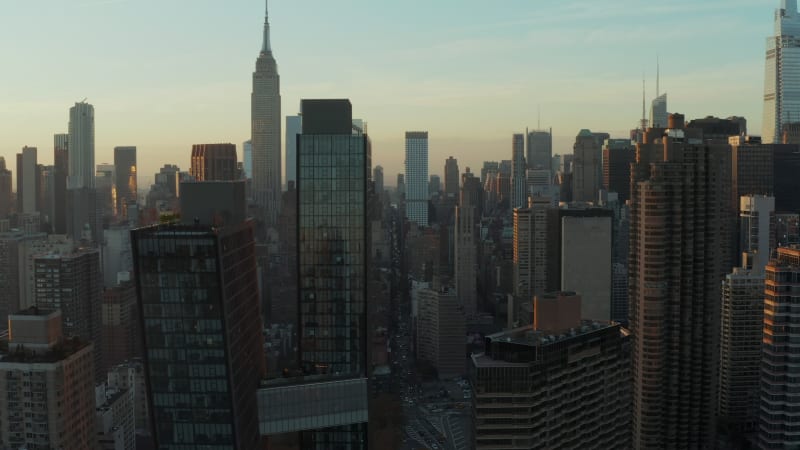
[1,0,768,185]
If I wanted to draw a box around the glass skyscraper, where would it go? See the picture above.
[132,182,264,449]
[763,0,800,143]
[404,131,428,226]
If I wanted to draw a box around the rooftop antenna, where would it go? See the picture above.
[640,75,648,130]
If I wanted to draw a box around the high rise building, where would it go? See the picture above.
[471,295,631,449]
[285,115,302,187]
[102,279,139,372]
[763,0,800,143]
[405,131,429,227]
[132,180,264,449]
[773,143,800,212]
[526,128,552,170]
[740,195,776,270]
[68,101,94,190]
[251,0,281,225]
[114,146,137,220]
[455,187,476,316]
[510,134,527,209]
[0,157,11,219]
[560,215,612,320]
[730,135,774,207]
[602,138,635,202]
[242,140,252,179]
[416,287,465,379]
[53,134,68,233]
[0,309,96,449]
[512,197,550,319]
[687,115,746,140]
[373,165,384,194]
[95,382,136,450]
[650,93,668,128]
[16,146,37,214]
[629,124,730,447]
[96,163,117,222]
[759,246,800,447]
[34,247,103,380]
[428,174,440,197]
[444,156,459,199]
[190,143,238,181]
[572,130,601,203]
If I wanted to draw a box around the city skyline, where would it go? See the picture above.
[0,0,772,185]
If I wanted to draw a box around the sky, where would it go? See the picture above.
[0,0,775,187]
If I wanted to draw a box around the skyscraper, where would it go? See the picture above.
[405,131,429,227]
[444,156,459,199]
[602,138,635,202]
[629,125,730,447]
[53,134,68,233]
[114,146,137,220]
[560,215,612,320]
[132,181,264,449]
[650,93,668,128]
[763,0,800,143]
[455,187,476,316]
[96,163,116,222]
[68,102,94,190]
[285,115,302,187]
[759,246,800,447]
[526,128,552,170]
[251,0,281,225]
[572,130,600,203]
[416,287,465,379]
[372,165,384,194]
[510,134,526,209]
[0,158,11,219]
[190,143,238,181]
[16,146,37,214]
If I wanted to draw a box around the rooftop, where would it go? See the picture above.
[486,320,620,348]
[0,337,89,364]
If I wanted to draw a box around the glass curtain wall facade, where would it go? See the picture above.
[763,0,800,143]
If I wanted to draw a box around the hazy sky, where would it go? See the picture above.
[0,0,773,187]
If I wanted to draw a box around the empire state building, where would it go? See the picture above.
[252,0,281,225]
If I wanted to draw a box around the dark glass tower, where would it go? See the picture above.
[132,181,263,449]
[297,99,368,448]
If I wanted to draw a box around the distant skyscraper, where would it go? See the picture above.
[190,143,238,181]
[242,139,252,178]
[444,156,459,198]
[132,181,263,449]
[16,146,37,214]
[740,195,776,270]
[0,309,96,449]
[526,128,552,170]
[602,138,635,202]
[650,93,668,128]
[510,134,526,209]
[114,146,137,220]
[285,115,302,187]
[53,134,68,233]
[96,163,116,222]
[455,187,476,316]
[0,158,11,219]
[428,174,440,196]
[759,246,800,448]
[396,173,405,196]
[572,130,601,203]
[405,131,429,227]
[763,0,800,143]
[373,165,384,194]
[68,102,94,189]
[251,0,281,225]
[630,124,730,447]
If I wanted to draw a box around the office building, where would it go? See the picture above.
[611,262,628,323]
[107,360,150,436]
[242,139,253,179]
[417,287,465,379]
[16,146,37,214]
[527,128,552,170]
[561,215,612,320]
[132,180,263,449]
[96,382,135,450]
[96,163,117,222]
[102,225,134,288]
[114,146,137,220]
[773,143,800,212]
[602,138,635,202]
[251,1,281,224]
[740,195,776,271]
[730,136,774,206]
[759,246,800,447]
[776,213,800,246]
[428,174,440,196]
[629,124,730,447]
[688,116,746,140]
[34,247,103,379]
[102,279,139,372]
[0,309,96,449]
[572,130,601,203]
[444,156,459,199]
[68,101,94,189]
[512,198,550,318]
[190,143,237,181]
[373,165,384,194]
[53,134,68,233]
[286,115,302,187]
[455,187,476,316]
[763,0,800,143]
[510,134,527,209]
[405,131,429,227]
[471,295,631,449]
[0,157,11,219]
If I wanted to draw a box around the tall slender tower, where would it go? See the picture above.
[510,134,526,209]
[763,0,800,143]
[454,186,476,316]
[405,131,429,227]
[251,0,281,226]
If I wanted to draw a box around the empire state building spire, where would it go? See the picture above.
[261,0,271,53]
